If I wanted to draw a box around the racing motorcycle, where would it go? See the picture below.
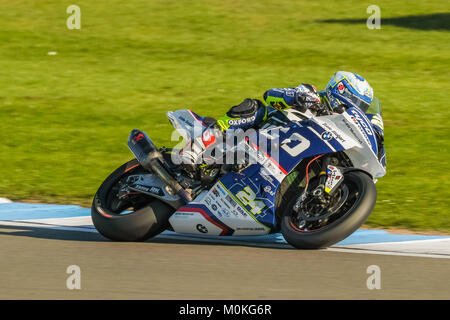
[91,99,386,249]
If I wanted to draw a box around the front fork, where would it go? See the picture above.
[313,156,331,197]
[293,155,344,212]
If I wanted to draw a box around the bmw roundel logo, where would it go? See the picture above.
[321,131,333,141]
[196,224,208,234]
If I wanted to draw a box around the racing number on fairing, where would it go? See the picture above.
[281,133,310,157]
[236,187,265,215]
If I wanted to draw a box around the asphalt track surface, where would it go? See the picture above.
[1,224,449,300]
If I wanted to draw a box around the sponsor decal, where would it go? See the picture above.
[225,195,237,207]
[236,206,247,217]
[131,184,164,196]
[196,224,208,234]
[272,102,284,110]
[201,129,216,148]
[349,116,373,148]
[228,116,256,126]
[133,133,145,142]
[255,153,285,182]
[321,131,333,141]
[222,200,231,209]
[324,165,343,193]
[263,185,275,197]
[342,118,364,145]
[221,208,230,217]
[350,109,373,136]
[317,121,346,144]
[248,141,287,181]
[216,184,227,195]
[259,168,275,184]
[175,212,194,216]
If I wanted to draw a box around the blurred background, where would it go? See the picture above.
[0,0,448,232]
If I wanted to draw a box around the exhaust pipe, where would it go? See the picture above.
[127,129,192,203]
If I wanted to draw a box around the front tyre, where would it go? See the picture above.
[91,159,174,241]
[281,171,377,249]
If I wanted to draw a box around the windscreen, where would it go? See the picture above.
[365,96,382,115]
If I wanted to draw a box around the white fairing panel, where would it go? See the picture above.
[166,109,204,143]
[169,211,225,235]
[168,183,271,236]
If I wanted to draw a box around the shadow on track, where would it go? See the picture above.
[0,225,107,242]
[318,13,450,31]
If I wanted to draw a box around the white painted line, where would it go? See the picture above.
[326,247,450,259]
[339,238,450,256]
[344,237,450,246]
[0,220,96,233]
[20,216,93,227]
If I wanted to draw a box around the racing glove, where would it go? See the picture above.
[293,84,322,112]
[263,84,322,112]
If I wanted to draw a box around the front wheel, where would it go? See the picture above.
[281,171,377,249]
[91,159,174,241]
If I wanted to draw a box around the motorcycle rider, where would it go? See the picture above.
[216,71,377,130]
[179,71,384,182]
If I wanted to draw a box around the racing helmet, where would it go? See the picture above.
[324,71,374,112]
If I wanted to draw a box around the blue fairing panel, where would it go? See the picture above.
[250,122,348,173]
[217,121,350,231]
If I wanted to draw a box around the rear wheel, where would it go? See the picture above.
[281,171,376,249]
[91,159,174,241]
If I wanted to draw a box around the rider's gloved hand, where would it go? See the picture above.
[293,84,322,112]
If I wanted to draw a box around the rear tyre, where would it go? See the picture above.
[91,159,174,241]
[281,171,376,249]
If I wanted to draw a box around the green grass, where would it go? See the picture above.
[0,0,449,232]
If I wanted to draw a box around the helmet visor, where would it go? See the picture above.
[338,87,371,112]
